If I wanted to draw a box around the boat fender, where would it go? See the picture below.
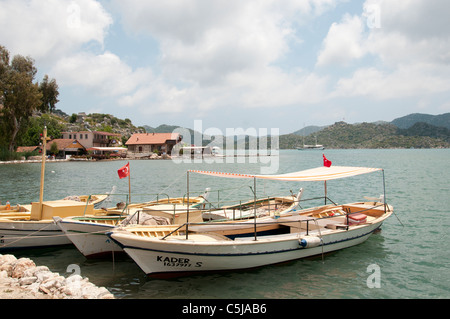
[299,236,321,248]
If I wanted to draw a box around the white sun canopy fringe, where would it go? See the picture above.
[188,166,382,182]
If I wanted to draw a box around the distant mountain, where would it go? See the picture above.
[54,112,449,150]
[279,120,450,149]
[277,112,450,149]
[391,113,450,129]
[143,124,181,133]
[397,122,450,142]
[292,125,327,136]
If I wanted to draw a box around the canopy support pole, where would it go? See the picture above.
[382,169,387,214]
[324,181,327,205]
[186,171,190,240]
[253,176,257,241]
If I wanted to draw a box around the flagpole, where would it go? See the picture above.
[128,162,131,205]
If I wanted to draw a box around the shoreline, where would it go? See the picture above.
[1,148,448,166]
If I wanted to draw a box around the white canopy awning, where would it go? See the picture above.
[189,166,382,182]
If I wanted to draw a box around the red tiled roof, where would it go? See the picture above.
[46,139,85,151]
[16,146,40,153]
[125,133,180,145]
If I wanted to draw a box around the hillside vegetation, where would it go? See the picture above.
[11,111,450,154]
[17,111,145,148]
[279,119,450,149]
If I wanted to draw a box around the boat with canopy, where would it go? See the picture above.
[55,187,303,258]
[108,165,393,278]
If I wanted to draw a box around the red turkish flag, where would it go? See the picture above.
[118,162,130,179]
[323,154,332,167]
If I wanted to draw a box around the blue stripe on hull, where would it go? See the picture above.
[116,226,381,258]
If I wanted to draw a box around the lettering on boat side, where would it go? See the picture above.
[157,255,202,268]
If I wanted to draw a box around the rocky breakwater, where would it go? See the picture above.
[0,254,114,299]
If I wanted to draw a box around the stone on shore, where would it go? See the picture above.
[0,254,114,299]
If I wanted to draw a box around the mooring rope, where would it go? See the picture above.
[0,224,115,248]
[0,222,56,247]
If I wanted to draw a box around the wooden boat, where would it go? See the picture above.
[202,189,303,221]
[0,194,108,215]
[107,166,393,278]
[54,188,301,258]
[0,198,107,250]
[0,127,109,251]
[54,192,210,258]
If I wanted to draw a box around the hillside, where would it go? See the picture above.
[142,114,450,149]
[292,125,327,136]
[391,113,450,129]
[18,111,145,147]
[18,111,449,150]
[279,121,450,149]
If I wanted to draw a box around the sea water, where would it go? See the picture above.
[1,149,449,299]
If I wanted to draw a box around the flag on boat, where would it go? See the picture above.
[117,162,130,179]
[323,154,332,167]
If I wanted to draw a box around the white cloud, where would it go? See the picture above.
[0,0,112,64]
[333,64,450,100]
[316,14,366,67]
[110,0,339,116]
[3,0,448,131]
[319,0,450,101]
[51,51,151,97]
[115,0,295,86]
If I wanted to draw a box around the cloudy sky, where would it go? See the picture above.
[1,0,449,134]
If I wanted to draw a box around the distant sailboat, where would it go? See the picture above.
[297,136,324,150]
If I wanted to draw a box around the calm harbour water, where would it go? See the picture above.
[1,149,449,299]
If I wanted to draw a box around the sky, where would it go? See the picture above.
[1,0,450,135]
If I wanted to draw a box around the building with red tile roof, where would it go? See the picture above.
[46,139,86,158]
[125,133,181,155]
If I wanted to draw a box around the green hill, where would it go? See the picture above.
[391,113,450,129]
[17,111,145,148]
[279,121,450,149]
[292,125,327,136]
[16,111,449,151]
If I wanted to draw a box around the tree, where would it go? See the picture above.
[50,142,59,156]
[0,46,46,151]
[19,113,64,147]
[39,74,59,113]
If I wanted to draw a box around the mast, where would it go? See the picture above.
[38,126,49,219]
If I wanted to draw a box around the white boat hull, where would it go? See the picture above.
[0,221,72,250]
[109,217,388,277]
[56,218,122,258]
